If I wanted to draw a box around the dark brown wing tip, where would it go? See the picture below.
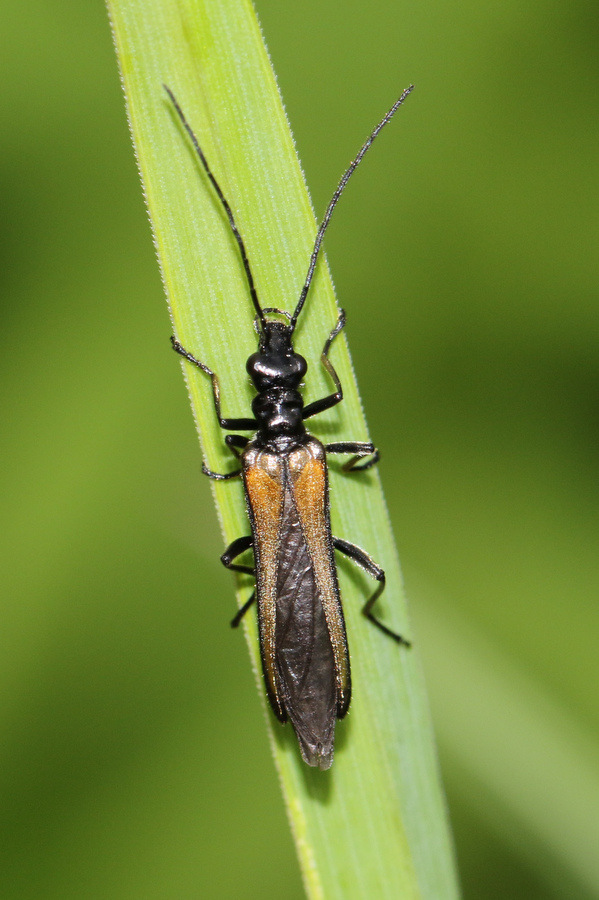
[297,734,334,770]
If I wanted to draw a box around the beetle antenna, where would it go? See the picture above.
[164,85,266,330]
[290,84,414,330]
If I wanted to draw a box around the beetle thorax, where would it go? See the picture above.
[247,322,307,440]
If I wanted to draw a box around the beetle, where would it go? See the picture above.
[164,83,413,768]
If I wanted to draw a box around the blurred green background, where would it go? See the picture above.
[1,0,598,897]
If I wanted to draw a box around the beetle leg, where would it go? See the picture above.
[325,441,380,472]
[201,434,248,479]
[171,336,257,431]
[230,591,256,628]
[302,310,346,419]
[202,435,249,479]
[221,535,253,575]
[225,434,250,459]
[220,536,255,627]
[202,463,242,480]
[333,537,411,646]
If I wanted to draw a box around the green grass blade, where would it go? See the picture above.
[107,1,459,896]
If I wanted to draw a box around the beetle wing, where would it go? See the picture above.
[243,439,350,768]
[273,468,338,767]
[243,451,286,719]
[287,440,351,718]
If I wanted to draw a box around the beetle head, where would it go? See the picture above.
[247,320,307,392]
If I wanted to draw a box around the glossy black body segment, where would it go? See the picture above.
[166,83,413,768]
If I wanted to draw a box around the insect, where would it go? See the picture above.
[165,83,413,769]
